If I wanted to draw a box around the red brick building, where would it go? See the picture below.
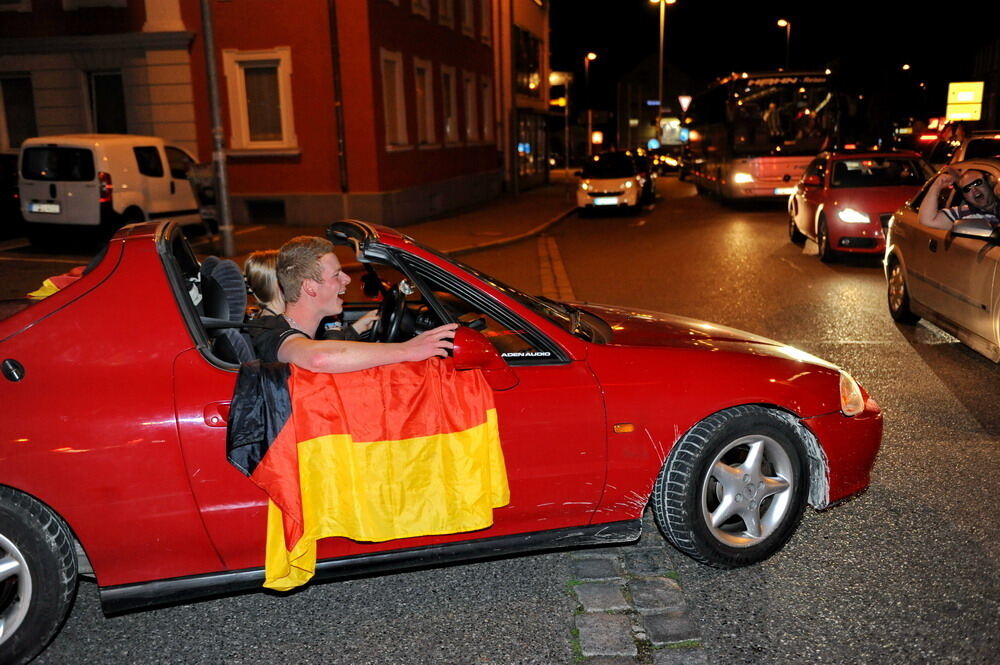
[0,0,510,226]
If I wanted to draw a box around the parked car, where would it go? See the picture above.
[884,158,1000,362]
[0,219,883,664]
[18,134,204,246]
[788,150,934,261]
[948,130,1000,164]
[575,150,651,214]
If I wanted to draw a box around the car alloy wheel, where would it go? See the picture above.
[0,487,77,665]
[887,260,919,324]
[651,405,809,568]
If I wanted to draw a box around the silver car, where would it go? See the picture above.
[884,158,1000,362]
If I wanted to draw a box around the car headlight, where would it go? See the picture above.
[664,157,679,167]
[837,208,870,224]
[733,172,754,184]
[580,181,591,191]
[624,180,634,188]
[839,371,865,417]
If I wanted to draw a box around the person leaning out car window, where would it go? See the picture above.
[918,167,1000,230]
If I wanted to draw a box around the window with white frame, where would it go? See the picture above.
[461,0,474,37]
[480,77,494,142]
[380,49,409,149]
[438,0,454,28]
[411,0,429,18]
[413,58,436,146]
[479,0,491,44]
[462,71,478,141]
[222,47,298,152]
[440,65,459,144]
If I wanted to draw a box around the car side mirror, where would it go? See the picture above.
[802,175,822,187]
[452,326,519,391]
[950,219,998,241]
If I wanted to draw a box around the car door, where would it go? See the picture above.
[171,254,608,572]
[897,174,952,314]
[164,145,203,220]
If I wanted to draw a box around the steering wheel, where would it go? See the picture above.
[369,285,408,343]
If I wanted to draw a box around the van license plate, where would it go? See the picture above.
[29,202,61,214]
[773,187,795,196]
[593,197,618,206]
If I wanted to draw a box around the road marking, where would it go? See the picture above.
[537,235,576,301]
[779,257,805,274]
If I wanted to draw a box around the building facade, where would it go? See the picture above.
[0,0,504,226]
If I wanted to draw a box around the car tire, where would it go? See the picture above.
[0,487,78,665]
[788,216,805,244]
[651,405,809,568]
[887,258,919,324]
[817,216,837,263]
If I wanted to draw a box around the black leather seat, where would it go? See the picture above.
[199,257,255,364]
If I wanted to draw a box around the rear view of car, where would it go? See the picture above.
[18,134,203,245]
[576,151,647,214]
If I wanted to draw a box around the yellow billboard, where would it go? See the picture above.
[946,81,984,121]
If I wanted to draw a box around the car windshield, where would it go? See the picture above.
[965,137,1000,160]
[581,153,636,179]
[405,239,602,341]
[21,147,95,182]
[829,157,930,188]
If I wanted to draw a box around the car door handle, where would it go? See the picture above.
[928,239,938,253]
[203,402,231,427]
[170,181,176,194]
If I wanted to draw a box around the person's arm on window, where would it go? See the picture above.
[277,323,458,373]
[918,169,959,229]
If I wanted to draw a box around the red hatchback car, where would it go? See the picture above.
[0,221,883,664]
[788,150,934,261]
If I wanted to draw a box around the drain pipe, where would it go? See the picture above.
[199,0,235,257]
[327,0,350,218]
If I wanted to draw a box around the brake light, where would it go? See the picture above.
[98,171,112,203]
[918,134,938,142]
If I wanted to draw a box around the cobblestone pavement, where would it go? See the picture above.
[566,512,707,665]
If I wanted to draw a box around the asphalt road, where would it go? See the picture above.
[5,176,998,664]
[542,177,999,664]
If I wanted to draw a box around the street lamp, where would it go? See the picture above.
[649,0,677,139]
[549,70,573,180]
[777,19,791,70]
[584,51,597,156]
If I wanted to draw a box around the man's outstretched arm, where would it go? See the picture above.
[278,323,459,373]
[918,170,958,230]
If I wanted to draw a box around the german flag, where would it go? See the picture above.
[227,358,509,591]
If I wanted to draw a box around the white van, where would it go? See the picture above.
[18,134,204,243]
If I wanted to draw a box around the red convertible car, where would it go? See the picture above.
[0,220,882,664]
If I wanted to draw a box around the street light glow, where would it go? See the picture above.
[586,52,597,61]
[777,18,788,27]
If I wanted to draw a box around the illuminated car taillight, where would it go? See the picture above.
[98,171,112,204]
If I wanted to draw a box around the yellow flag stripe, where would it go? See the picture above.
[264,409,508,590]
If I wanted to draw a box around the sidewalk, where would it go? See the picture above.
[217,171,579,261]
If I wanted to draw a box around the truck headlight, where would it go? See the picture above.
[837,208,870,224]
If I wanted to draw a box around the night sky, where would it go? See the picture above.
[550,0,997,118]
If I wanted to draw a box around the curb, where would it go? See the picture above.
[446,205,578,256]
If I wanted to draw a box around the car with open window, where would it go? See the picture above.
[0,219,882,664]
[884,158,1000,362]
[788,150,934,262]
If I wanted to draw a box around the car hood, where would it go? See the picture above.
[575,302,839,369]
[827,186,921,212]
